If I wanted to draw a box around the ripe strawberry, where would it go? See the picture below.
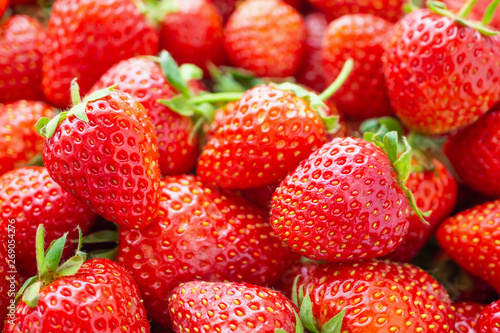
[0,238,19,332]
[445,108,500,198]
[117,175,298,326]
[443,0,500,29]
[39,84,161,229]
[454,302,484,333]
[0,15,45,103]
[0,167,96,277]
[169,281,301,333]
[436,200,500,294]
[211,0,307,21]
[383,5,500,134]
[0,100,55,176]
[307,0,405,22]
[478,300,500,333]
[224,0,306,77]
[323,14,394,119]
[160,0,226,73]
[42,0,159,108]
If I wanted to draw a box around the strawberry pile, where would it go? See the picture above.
[1,0,500,332]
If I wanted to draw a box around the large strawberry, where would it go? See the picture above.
[383,2,500,134]
[169,281,301,332]
[42,0,159,108]
[5,226,150,332]
[0,100,55,176]
[307,0,405,22]
[454,302,484,333]
[116,175,298,326]
[296,260,455,333]
[478,300,500,333]
[0,15,45,103]
[224,0,306,77]
[38,83,161,229]
[0,167,96,277]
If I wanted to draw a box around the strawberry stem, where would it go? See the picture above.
[318,59,353,101]
[190,92,244,104]
[458,0,479,18]
[483,0,500,25]
[70,79,82,105]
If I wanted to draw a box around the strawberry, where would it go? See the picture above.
[169,281,301,333]
[443,0,500,29]
[307,0,405,22]
[0,15,45,103]
[211,0,307,21]
[160,0,226,73]
[0,100,55,176]
[0,167,96,277]
[454,302,484,333]
[478,300,500,333]
[6,226,150,332]
[445,108,500,198]
[42,0,159,108]
[38,83,161,229]
[116,175,298,326]
[323,14,394,119]
[0,238,19,332]
[224,0,306,77]
[436,200,500,294]
[383,3,500,134]
[296,260,455,333]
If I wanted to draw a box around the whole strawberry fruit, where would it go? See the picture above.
[117,175,298,326]
[224,0,306,77]
[42,0,159,108]
[454,302,484,333]
[169,281,300,333]
[39,84,161,229]
[478,300,500,333]
[0,15,45,103]
[307,0,405,22]
[383,5,500,134]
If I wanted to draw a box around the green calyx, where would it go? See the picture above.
[36,79,116,139]
[133,0,179,25]
[16,225,86,308]
[78,230,120,261]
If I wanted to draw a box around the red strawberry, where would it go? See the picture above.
[0,238,19,332]
[42,0,159,108]
[323,14,394,119]
[478,300,500,333]
[454,302,484,333]
[211,0,307,21]
[383,5,500,134]
[0,100,55,176]
[443,0,500,29]
[445,108,500,198]
[224,0,306,77]
[39,85,161,229]
[0,0,7,17]
[117,175,298,326]
[297,260,455,332]
[0,167,96,277]
[160,0,226,73]
[169,281,301,333]
[307,0,405,22]
[436,200,500,294]
[0,15,45,103]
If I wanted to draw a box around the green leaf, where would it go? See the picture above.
[483,0,500,25]
[68,103,88,123]
[383,131,399,164]
[39,233,67,281]
[70,78,82,105]
[322,115,340,135]
[193,103,216,122]
[321,309,346,333]
[275,330,288,333]
[76,227,83,253]
[299,293,320,333]
[15,276,39,303]
[209,64,247,93]
[88,247,119,261]
[83,85,116,104]
[291,275,300,307]
[22,281,41,308]
[55,254,84,277]
[295,310,305,333]
[36,117,50,137]
[159,95,195,117]
[35,225,45,275]
[159,50,190,97]
[298,283,304,305]
[81,230,119,244]
[44,112,68,139]
[360,117,403,137]
[275,82,327,111]
[394,137,412,184]
[179,64,204,81]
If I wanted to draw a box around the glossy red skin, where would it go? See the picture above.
[42,0,159,108]
[198,85,327,189]
[454,302,484,333]
[387,158,458,262]
[445,109,500,198]
[437,200,500,294]
[299,260,455,332]
[211,0,307,21]
[169,281,299,333]
[273,260,319,299]
[271,137,410,262]
[5,259,150,333]
[323,14,394,119]
[0,100,55,176]
[443,0,500,29]
[43,91,161,229]
[117,175,298,326]
[296,11,329,92]
[307,0,405,22]
[0,239,18,332]
[0,15,45,103]
[383,9,500,135]
[92,57,202,176]
[224,0,306,77]
[479,300,500,333]
[0,167,96,277]
[161,0,226,72]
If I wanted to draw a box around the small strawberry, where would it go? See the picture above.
[0,15,45,103]
[42,0,159,108]
[38,82,161,229]
[478,300,500,333]
[0,167,96,277]
[169,281,301,333]
[224,0,306,77]
[454,302,484,333]
[0,238,19,332]
[307,0,405,22]
[0,100,55,176]
[383,2,500,134]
